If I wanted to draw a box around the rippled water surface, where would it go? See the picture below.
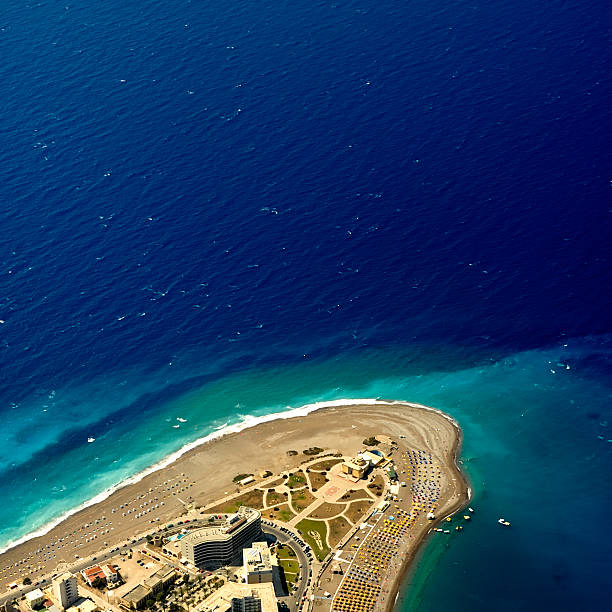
[0,0,610,608]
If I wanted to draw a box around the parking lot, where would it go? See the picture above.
[107,551,164,600]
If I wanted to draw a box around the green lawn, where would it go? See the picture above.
[279,558,299,576]
[286,472,307,489]
[262,503,295,522]
[290,488,316,512]
[296,518,330,561]
[265,490,286,506]
[276,545,300,590]
[207,489,264,513]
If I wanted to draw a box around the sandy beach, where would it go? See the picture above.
[0,400,468,609]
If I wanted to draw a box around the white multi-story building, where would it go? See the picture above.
[52,573,78,610]
[243,542,273,584]
[25,589,45,609]
[180,507,262,569]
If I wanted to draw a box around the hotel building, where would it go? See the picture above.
[180,507,262,569]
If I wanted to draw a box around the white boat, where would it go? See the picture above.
[87,437,95,443]
[498,518,511,526]
[173,425,180,429]
[176,417,187,423]
[468,507,474,513]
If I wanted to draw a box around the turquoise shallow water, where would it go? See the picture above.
[2,337,611,609]
[1,0,610,609]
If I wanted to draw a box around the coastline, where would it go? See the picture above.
[0,398,386,556]
[0,398,461,556]
[383,417,470,612]
[0,399,469,611]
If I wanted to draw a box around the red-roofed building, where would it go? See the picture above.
[81,565,120,587]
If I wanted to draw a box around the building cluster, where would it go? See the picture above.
[341,450,386,480]
[119,565,177,610]
[20,573,98,612]
[331,447,445,612]
[197,583,277,612]
[81,564,119,588]
[114,507,275,611]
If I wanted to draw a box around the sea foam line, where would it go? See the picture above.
[0,400,352,553]
[0,397,415,555]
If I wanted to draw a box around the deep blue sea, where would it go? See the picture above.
[1,0,611,608]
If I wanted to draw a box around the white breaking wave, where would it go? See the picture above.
[0,397,445,555]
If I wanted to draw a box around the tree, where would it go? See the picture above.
[91,576,106,590]
[22,577,31,585]
[362,436,380,446]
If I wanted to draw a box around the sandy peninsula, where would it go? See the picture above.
[0,400,469,611]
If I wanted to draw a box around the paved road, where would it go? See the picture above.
[0,533,154,607]
[0,516,214,607]
[1,518,308,609]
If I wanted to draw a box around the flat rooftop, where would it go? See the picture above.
[196,582,276,612]
[243,542,272,573]
[181,507,259,546]
[121,584,151,604]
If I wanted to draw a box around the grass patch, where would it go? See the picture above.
[290,488,316,512]
[207,489,264,513]
[280,559,299,574]
[276,544,297,560]
[328,516,352,547]
[308,458,343,471]
[339,489,372,502]
[286,471,307,489]
[309,502,346,520]
[277,549,300,591]
[297,519,330,561]
[344,499,374,524]
[265,490,285,506]
[261,503,295,522]
[279,558,299,579]
[308,471,329,490]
